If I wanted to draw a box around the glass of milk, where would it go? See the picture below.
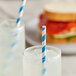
[0,19,25,76]
[23,45,61,76]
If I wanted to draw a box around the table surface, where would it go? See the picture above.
[0,1,76,76]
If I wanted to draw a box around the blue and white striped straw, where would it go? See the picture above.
[9,0,26,62]
[16,0,26,27]
[12,0,26,53]
[4,0,26,71]
[12,0,26,51]
[42,26,46,75]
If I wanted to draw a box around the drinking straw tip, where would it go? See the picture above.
[42,26,46,31]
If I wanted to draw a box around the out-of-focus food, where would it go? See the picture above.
[39,2,76,43]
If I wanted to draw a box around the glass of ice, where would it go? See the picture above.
[0,19,25,76]
[23,45,61,76]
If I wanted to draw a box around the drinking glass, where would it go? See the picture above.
[0,19,25,76]
[23,45,61,76]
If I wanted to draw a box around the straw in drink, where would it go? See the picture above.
[23,25,61,76]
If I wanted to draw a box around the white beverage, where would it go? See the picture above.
[23,45,61,76]
[0,20,25,76]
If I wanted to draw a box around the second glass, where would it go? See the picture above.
[23,45,61,76]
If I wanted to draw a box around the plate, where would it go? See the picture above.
[25,18,76,54]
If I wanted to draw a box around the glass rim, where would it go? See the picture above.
[0,19,25,32]
[0,19,25,27]
[24,45,61,59]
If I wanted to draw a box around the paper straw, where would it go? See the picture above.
[4,0,26,71]
[42,26,46,75]
[10,0,26,59]
[9,0,26,62]
[16,0,26,27]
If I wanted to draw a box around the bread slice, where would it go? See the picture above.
[44,2,76,22]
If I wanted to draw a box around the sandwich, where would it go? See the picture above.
[39,2,76,43]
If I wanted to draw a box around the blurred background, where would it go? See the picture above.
[0,0,76,76]
[0,0,76,21]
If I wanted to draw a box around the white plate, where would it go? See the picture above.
[25,18,76,54]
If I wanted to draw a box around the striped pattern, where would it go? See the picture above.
[42,26,46,75]
[9,0,26,61]
[4,0,26,73]
[9,0,26,60]
[16,0,26,27]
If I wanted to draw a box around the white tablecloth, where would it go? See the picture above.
[0,1,76,76]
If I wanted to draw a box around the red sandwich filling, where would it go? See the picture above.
[39,14,76,36]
